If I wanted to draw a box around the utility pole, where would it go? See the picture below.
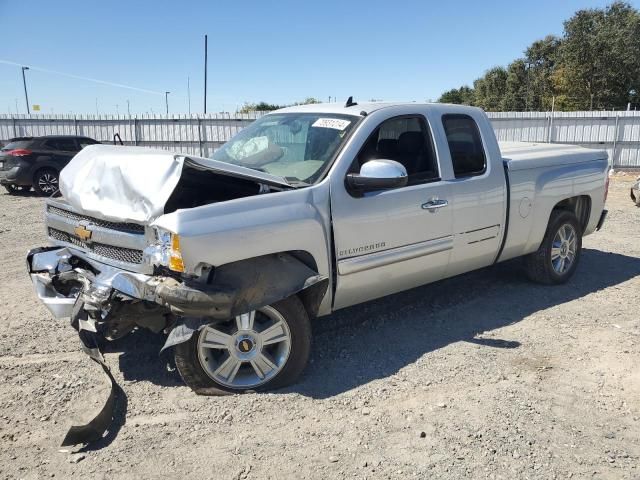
[188,76,191,115]
[116,104,119,115]
[127,99,131,116]
[21,66,30,115]
[204,34,208,114]
[165,91,170,115]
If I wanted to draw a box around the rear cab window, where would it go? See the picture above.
[442,114,486,178]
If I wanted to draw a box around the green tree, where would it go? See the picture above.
[473,67,508,111]
[502,60,528,111]
[438,86,475,105]
[557,2,640,110]
[525,35,562,110]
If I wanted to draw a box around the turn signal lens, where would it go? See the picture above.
[168,234,185,272]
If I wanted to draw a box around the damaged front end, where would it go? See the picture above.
[27,244,326,445]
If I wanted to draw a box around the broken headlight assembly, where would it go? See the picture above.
[152,227,185,273]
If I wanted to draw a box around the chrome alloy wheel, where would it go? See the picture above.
[38,172,58,193]
[551,223,577,274]
[197,307,292,389]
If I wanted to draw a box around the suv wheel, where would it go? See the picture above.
[34,168,60,196]
[525,209,582,285]
[174,295,311,395]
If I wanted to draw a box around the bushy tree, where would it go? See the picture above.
[437,2,640,111]
[439,86,475,105]
[555,2,640,110]
[473,67,508,111]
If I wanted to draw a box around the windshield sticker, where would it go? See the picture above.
[312,118,351,130]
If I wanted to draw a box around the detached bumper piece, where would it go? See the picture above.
[62,304,119,447]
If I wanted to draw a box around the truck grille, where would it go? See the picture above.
[48,227,144,264]
[46,205,145,234]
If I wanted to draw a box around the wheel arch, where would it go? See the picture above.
[550,195,591,233]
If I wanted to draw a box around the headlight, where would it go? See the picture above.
[154,228,185,273]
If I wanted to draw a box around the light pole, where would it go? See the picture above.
[21,66,30,115]
[165,91,170,115]
[127,99,131,116]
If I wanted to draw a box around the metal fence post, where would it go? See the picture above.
[133,117,139,146]
[197,116,203,157]
[74,116,78,135]
[612,114,619,167]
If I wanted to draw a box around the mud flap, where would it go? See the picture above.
[60,303,121,447]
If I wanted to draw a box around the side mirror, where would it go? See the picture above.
[346,159,408,193]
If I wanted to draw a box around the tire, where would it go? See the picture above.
[3,184,18,195]
[33,168,60,196]
[524,209,582,285]
[174,295,311,395]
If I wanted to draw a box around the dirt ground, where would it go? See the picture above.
[0,175,638,480]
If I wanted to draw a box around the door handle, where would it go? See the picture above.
[422,199,448,211]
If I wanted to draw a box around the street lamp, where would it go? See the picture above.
[21,66,30,115]
[165,91,170,115]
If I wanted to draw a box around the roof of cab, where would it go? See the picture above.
[275,101,483,117]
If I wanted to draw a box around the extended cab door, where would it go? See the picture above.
[330,110,453,309]
[432,111,507,276]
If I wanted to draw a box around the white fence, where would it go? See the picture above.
[0,112,263,158]
[1,110,639,167]
[488,111,640,168]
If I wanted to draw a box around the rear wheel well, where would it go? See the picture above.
[551,195,591,232]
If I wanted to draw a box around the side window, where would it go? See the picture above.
[442,114,486,177]
[44,138,79,152]
[355,116,439,184]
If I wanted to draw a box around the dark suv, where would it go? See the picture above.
[0,135,100,196]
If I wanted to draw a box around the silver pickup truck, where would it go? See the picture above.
[27,102,609,397]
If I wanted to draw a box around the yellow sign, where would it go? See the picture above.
[32,105,41,111]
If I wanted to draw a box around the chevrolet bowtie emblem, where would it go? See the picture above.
[74,224,93,242]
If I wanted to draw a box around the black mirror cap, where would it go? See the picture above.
[346,173,408,193]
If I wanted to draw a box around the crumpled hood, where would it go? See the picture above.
[59,145,291,223]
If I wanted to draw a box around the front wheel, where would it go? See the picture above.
[524,210,582,285]
[174,295,311,395]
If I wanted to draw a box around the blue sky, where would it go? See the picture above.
[1,0,637,115]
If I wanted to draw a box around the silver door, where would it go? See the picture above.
[330,113,454,310]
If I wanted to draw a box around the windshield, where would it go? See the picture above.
[210,113,359,183]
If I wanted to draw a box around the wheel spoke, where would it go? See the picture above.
[551,247,561,260]
[260,320,288,346]
[236,311,255,331]
[214,355,242,382]
[558,257,565,272]
[200,326,232,350]
[250,353,277,379]
[558,226,567,242]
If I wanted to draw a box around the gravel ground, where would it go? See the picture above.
[0,176,638,480]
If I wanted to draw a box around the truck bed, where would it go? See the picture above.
[500,142,608,171]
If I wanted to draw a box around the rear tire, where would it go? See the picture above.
[33,168,60,196]
[174,295,311,395]
[524,210,582,285]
